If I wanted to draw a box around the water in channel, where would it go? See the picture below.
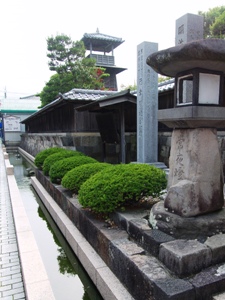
[9,152,103,300]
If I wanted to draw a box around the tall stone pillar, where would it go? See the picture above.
[137,42,158,163]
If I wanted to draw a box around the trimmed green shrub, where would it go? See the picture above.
[61,162,111,193]
[78,164,167,213]
[34,147,66,169]
[43,150,85,176]
[49,156,98,183]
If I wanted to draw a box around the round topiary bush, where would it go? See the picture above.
[49,156,98,183]
[78,163,167,213]
[43,150,85,176]
[34,147,66,169]
[61,162,111,193]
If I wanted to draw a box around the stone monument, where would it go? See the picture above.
[175,13,204,45]
[147,39,225,238]
[137,42,158,163]
[137,42,167,169]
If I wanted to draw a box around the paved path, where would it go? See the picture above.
[0,143,26,300]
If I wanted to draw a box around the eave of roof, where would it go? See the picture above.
[97,65,127,75]
[82,32,124,52]
[76,89,136,112]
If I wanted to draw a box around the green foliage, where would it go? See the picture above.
[34,147,66,169]
[78,164,167,213]
[49,156,98,183]
[39,34,109,107]
[39,73,75,107]
[47,35,85,74]
[43,150,85,176]
[61,162,111,193]
[158,76,171,83]
[210,10,225,37]
[198,6,225,38]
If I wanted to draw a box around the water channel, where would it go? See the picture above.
[9,151,103,300]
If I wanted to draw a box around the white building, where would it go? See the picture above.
[0,95,40,147]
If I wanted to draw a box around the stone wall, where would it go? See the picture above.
[20,132,137,164]
[20,131,225,175]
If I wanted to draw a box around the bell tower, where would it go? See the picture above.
[82,29,126,90]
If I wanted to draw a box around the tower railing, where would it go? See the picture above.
[87,54,115,66]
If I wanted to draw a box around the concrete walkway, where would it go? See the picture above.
[0,143,25,299]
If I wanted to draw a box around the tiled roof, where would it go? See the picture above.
[82,32,123,43]
[76,89,136,112]
[158,78,175,92]
[21,88,117,123]
[82,30,124,52]
[129,79,175,97]
[61,88,117,101]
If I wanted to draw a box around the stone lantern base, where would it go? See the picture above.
[164,128,224,217]
[150,201,225,239]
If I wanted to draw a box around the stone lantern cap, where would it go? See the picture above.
[146,39,225,77]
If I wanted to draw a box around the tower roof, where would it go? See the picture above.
[82,30,124,52]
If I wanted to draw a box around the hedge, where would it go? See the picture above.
[61,162,111,193]
[78,163,167,213]
[34,147,66,169]
[49,155,98,183]
[43,150,84,176]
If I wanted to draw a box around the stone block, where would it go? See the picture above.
[205,234,225,264]
[109,238,169,300]
[189,264,225,300]
[159,239,212,276]
[175,13,203,45]
[153,278,195,300]
[142,229,175,257]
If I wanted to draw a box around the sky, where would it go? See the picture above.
[0,0,225,99]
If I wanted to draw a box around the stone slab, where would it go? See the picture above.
[153,278,195,300]
[189,264,225,300]
[158,106,225,129]
[159,239,212,276]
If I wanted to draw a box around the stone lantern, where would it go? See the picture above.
[147,39,225,238]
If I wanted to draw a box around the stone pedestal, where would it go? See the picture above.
[165,128,224,217]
